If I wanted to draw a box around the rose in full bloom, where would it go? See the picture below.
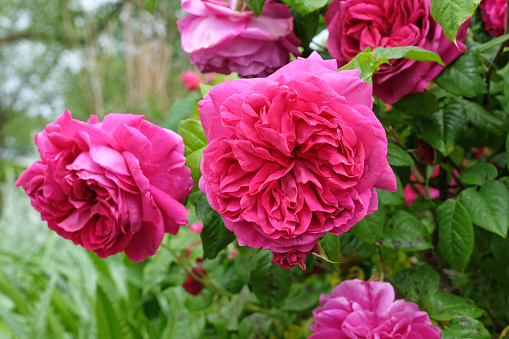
[199,52,397,269]
[16,111,193,261]
[181,71,203,90]
[310,279,441,338]
[177,0,301,77]
[480,0,507,37]
[325,0,466,104]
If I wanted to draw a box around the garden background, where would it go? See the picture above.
[1,0,509,338]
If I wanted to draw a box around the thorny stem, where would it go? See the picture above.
[484,0,509,105]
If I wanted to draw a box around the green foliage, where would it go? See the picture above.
[435,51,487,97]
[194,193,235,260]
[380,211,433,251]
[460,162,498,186]
[178,119,207,192]
[163,92,201,132]
[281,0,329,15]
[245,0,266,15]
[145,0,156,13]
[248,251,292,308]
[316,233,340,264]
[437,199,474,271]
[430,0,482,45]
[460,181,509,238]
[387,143,415,167]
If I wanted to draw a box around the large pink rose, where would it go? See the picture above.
[480,0,507,37]
[16,111,193,261]
[310,279,441,339]
[177,0,301,77]
[199,52,397,269]
[325,0,466,104]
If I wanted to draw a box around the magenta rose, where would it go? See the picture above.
[325,0,466,104]
[311,279,441,338]
[480,0,507,37]
[177,0,301,77]
[16,111,193,261]
[199,52,397,269]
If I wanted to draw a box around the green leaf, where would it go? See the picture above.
[490,233,509,263]
[239,313,273,339]
[95,285,124,339]
[459,181,509,238]
[32,276,57,337]
[178,119,207,156]
[507,132,509,170]
[291,10,319,50]
[373,46,444,65]
[460,163,498,186]
[317,233,340,263]
[163,92,201,132]
[195,193,235,260]
[244,0,266,15]
[387,143,415,167]
[379,210,433,251]
[419,100,468,155]
[441,317,490,339]
[200,83,214,97]
[404,265,440,307]
[178,119,207,190]
[428,292,484,321]
[377,174,404,206]
[458,98,504,136]
[473,33,509,53]
[430,0,481,45]
[437,199,474,271]
[392,90,439,118]
[435,51,487,97]
[248,251,291,308]
[144,0,156,13]
[281,0,329,15]
[351,208,386,244]
[339,48,390,84]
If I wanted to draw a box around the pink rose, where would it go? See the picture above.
[310,279,441,338]
[480,0,507,37]
[325,0,466,104]
[199,52,397,269]
[272,249,309,270]
[181,71,203,90]
[177,0,301,77]
[16,111,193,261]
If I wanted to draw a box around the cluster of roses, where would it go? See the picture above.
[17,0,501,337]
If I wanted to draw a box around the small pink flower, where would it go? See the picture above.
[177,0,301,77]
[181,71,203,90]
[199,52,396,269]
[480,0,506,37]
[325,0,466,104]
[16,111,193,261]
[310,279,441,338]
[189,221,203,234]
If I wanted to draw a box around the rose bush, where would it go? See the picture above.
[16,111,193,261]
[177,0,301,77]
[325,0,466,104]
[310,279,441,338]
[198,52,397,269]
[480,0,507,37]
